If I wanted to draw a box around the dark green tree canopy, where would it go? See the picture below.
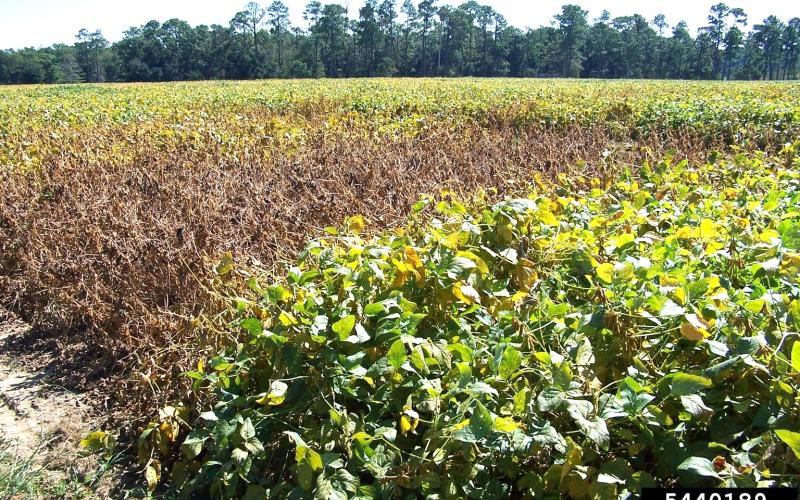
[1,2,798,84]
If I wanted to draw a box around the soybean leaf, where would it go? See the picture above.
[332,315,356,340]
[469,401,494,441]
[677,457,720,479]
[670,373,713,396]
[498,346,522,380]
[776,429,800,458]
[387,340,407,369]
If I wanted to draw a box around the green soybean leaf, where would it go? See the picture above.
[239,317,263,337]
[332,315,356,340]
[498,346,522,380]
[364,302,386,316]
[670,373,713,396]
[677,457,720,479]
[387,339,407,369]
[470,401,494,441]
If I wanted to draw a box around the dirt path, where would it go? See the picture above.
[0,317,92,452]
[0,313,121,497]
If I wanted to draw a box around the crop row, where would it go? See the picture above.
[2,80,800,172]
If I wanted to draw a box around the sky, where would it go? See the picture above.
[0,0,797,50]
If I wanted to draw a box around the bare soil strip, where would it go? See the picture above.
[1,317,92,450]
[0,312,128,497]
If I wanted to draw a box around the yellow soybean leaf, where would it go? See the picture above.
[348,215,366,234]
[539,210,559,226]
[705,241,725,255]
[399,415,413,434]
[776,429,800,458]
[614,233,636,249]
[589,216,606,229]
[781,253,800,277]
[351,432,372,444]
[616,262,635,281]
[681,314,710,341]
[673,288,687,306]
[511,291,529,303]
[596,263,614,284]
[758,229,780,244]
[405,246,424,269]
[145,462,161,491]
[391,271,408,288]
[159,421,179,442]
[680,323,706,341]
[256,381,288,406]
[659,274,681,287]
[453,282,481,305]
[80,431,113,453]
[441,231,465,250]
[278,311,298,326]
[791,341,800,373]
[699,218,717,241]
[493,417,519,433]
[744,299,765,314]
[515,259,539,291]
[215,252,235,276]
[457,251,489,275]
[399,410,419,435]
[452,419,470,431]
[392,258,409,273]
[675,226,696,239]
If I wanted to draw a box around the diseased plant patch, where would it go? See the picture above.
[142,147,800,497]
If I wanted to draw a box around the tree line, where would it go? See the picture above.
[1,1,798,84]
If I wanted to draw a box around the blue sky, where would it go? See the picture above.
[0,0,797,50]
